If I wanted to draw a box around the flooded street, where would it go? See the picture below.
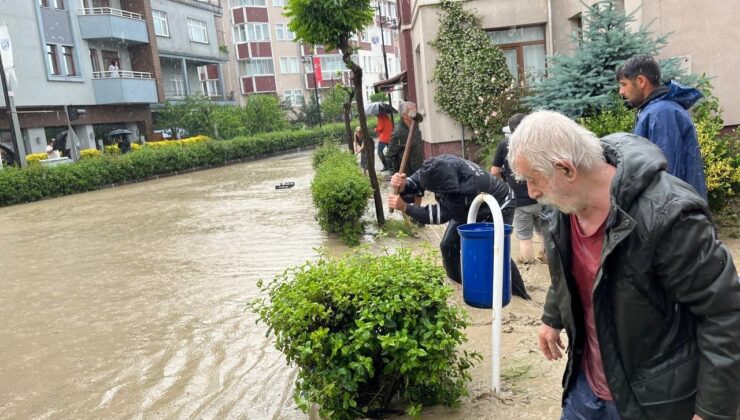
[0,151,326,419]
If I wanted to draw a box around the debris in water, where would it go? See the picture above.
[275,181,295,190]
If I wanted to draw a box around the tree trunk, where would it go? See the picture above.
[343,90,355,152]
[340,39,385,226]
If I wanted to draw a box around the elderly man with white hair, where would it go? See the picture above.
[509,110,739,420]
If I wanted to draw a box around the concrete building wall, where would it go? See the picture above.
[151,0,222,60]
[625,0,740,125]
[404,0,740,155]
[0,1,97,107]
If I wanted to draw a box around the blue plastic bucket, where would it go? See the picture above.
[457,223,513,309]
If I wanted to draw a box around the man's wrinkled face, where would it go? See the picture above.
[514,155,583,214]
[618,77,644,107]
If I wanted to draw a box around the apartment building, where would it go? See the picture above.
[151,0,232,103]
[397,0,740,155]
[0,0,160,159]
[223,0,403,110]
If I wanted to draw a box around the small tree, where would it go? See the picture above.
[526,0,693,118]
[431,0,513,144]
[321,87,348,124]
[286,0,385,225]
[242,94,289,135]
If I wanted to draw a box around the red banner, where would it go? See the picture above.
[312,56,323,85]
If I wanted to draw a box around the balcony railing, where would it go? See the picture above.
[92,72,158,104]
[93,71,152,79]
[78,7,143,21]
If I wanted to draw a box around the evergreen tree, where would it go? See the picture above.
[527,0,692,118]
[431,0,513,143]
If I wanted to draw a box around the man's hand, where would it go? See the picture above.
[387,194,407,212]
[538,324,565,361]
[691,415,703,420]
[390,173,406,192]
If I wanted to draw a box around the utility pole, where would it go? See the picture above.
[377,0,394,123]
[0,46,26,167]
[303,55,322,128]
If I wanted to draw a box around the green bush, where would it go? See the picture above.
[692,81,740,210]
[251,248,479,419]
[577,96,635,137]
[312,142,344,169]
[311,151,371,245]
[0,124,346,207]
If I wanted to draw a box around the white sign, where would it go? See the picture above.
[0,25,16,89]
[368,27,382,57]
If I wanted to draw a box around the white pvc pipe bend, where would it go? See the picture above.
[466,193,505,393]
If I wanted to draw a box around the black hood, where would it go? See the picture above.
[601,133,667,207]
[417,154,488,195]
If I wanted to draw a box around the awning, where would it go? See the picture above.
[373,70,407,92]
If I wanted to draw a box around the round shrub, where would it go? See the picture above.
[251,248,479,420]
[311,152,371,245]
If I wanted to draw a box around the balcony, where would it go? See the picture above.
[92,71,158,104]
[77,8,149,45]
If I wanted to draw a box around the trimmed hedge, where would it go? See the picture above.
[311,145,372,245]
[0,124,346,207]
[251,248,479,419]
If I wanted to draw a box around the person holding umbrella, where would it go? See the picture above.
[375,108,393,172]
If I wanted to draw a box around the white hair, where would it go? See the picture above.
[399,101,416,117]
[508,110,604,178]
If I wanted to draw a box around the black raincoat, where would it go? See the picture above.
[401,154,530,299]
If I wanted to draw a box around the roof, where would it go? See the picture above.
[373,71,407,92]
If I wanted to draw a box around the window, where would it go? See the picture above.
[46,45,60,75]
[187,18,208,44]
[201,80,220,97]
[279,57,299,74]
[272,0,285,6]
[488,26,546,84]
[61,46,76,76]
[320,56,346,73]
[233,23,270,43]
[40,0,65,8]
[153,10,169,37]
[275,23,294,41]
[283,89,302,107]
[232,0,265,6]
[170,75,185,98]
[239,58,274,76]
[89,48,100,72]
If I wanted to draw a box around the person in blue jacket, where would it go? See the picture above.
[616,55,707,200]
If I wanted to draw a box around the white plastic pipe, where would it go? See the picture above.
[466,193,505,393]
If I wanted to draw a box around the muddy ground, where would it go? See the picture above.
[371,186,740,420]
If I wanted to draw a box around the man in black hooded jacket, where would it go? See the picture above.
[388,154,530,300]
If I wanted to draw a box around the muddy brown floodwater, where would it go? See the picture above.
[0,151,329,419]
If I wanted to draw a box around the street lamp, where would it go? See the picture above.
[302,55,322,127]
[376,1,396,122]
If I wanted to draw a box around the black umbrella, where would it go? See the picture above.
[364,102,397,116]
[108,129,132,137]
[52,130,68,152]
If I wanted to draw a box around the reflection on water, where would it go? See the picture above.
[0,151,325,419]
